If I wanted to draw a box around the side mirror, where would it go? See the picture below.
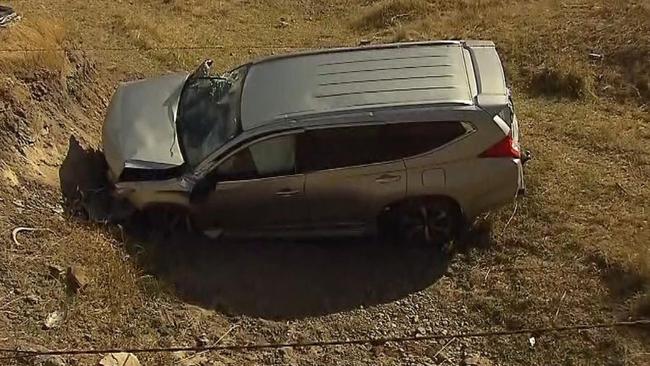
[189,175,218,204]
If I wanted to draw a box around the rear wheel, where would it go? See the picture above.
[382,199,462,248]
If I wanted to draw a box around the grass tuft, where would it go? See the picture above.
[528,66,592,100]
[0,19,67,75]
[352,0,429,30]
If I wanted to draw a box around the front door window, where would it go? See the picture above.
[216,134,296,181]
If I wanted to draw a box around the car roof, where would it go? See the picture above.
[239,40,506,130]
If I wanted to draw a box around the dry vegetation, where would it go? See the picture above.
[0,0,649,365]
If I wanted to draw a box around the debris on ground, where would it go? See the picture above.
[66,266,90,292]
[195,333,210,348]
[588,52,604,60]
[11,227,53,247]
[43,311,63,329]
[173,351,209,366]
[276,17,290,28]
[48,264,65,279]
[25,294,41,304]
[39,355,68,366]
[98,353,140,366]
[462,353,494,366]
[0,5,20,27]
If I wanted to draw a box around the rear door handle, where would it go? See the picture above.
[275,188,300,197]
[375,174,401,184]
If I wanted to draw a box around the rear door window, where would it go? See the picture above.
[384,121,467,158]
[299,122,466,171]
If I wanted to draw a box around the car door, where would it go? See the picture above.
[198,132,307,232]
[299,124,407,230]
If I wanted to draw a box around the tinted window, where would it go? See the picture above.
[385,121,467,158]
[300,122,466,171]
[216,134,296,180]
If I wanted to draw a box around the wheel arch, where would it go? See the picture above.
[377,194,466,230]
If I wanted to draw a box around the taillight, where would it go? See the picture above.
[480,134,521,158]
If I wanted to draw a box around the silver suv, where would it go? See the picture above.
[102,40,528,244]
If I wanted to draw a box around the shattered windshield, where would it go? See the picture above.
[177,66,248,167]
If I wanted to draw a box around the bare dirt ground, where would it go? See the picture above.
[0,0,649,365]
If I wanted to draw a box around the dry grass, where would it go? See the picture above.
[0,0,649,364]
[0,19,67,75]
[352,0,430,30]
[369,0,650,103]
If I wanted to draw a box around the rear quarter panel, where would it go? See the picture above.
[400,108,515,219]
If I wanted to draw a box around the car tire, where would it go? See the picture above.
[381,198,462,248]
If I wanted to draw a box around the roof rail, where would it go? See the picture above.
[250,40,463,65]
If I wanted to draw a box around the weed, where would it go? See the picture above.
[352,0,429,30]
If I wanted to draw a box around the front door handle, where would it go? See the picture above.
[275,188,300,197]
[375,174,401,184]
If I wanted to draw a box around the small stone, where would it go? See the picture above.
[173,351,207,366]
[66,266,90,292]
[416,326,426,335]
[411,315,419,323]
[196,334,210,348]
[44,311,63,329]
[463,354,493,366]
[48,264,64,279]
[25,294,41,304]
[52,205,64,215]
[98,353,140,366]
[41,355,67,366]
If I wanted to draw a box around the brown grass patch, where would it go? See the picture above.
[528,66,593,99]
[630,251,650,318]
[352,0,430,30]
[354,0,650,104]
[0,19,67,74]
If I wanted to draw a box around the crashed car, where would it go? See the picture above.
[102,40,529,244]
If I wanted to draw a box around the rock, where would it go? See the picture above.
[196,333,210,348]
[416,326,426,335]
[44,311,63,329]
[41,355,67,366]
[277,20,290,28]
[25,294,41,304]
[172,351,207,366]
[48,264,65,279]
[462,354,493,366]
[359,39,371,46]
[98,353,140,366]
[66,266,90,292]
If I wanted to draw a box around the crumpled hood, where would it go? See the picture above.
[102,72,190,179]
